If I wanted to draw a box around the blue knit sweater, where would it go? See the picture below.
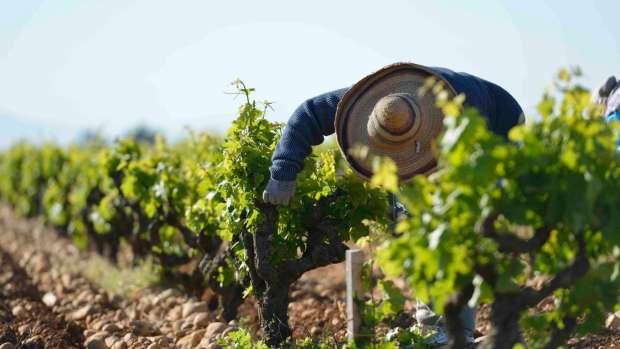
[270,67,524,181]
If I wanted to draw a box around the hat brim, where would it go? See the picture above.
[335,63,457,182]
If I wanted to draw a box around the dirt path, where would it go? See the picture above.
[0,208,237,349]
[0,206,350,348]
[0,247,84,348]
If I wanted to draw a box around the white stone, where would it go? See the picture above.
[41,292,57,307]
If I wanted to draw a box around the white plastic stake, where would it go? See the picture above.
[346,249,364,342]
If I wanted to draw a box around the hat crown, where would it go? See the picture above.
[373,94,415,135]
[368,93,420,143]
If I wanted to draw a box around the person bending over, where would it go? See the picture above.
[263,62,524,347]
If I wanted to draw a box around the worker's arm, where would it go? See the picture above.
[263,88,348,205]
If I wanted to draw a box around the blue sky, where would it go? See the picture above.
[0,0,618,148]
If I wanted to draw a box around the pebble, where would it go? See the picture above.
[181,301,208,318]
[54,283,65,297]
[319,289,331,298]
[140,302,153,313]
[88,331,109,341]
[94,294,107,304]
[205,322,228,338]
[11,305,25,317]
[71,304,92,320]
[112,341,127,349]
[90,319,106,331]
[61,274,72,288]
[123,332,137,342]
[105,335,119,347]
[41,291,57,307]
[184,312,198,324]
[300,309,314,318]
[29,254,48,273]
[153,288,179,305]
[123,307,135,320]
[181,320,194,331]
[176,331,202,349]
[77,290,91,303]
[130,319,158,336]
[167,306,182,321]
[310,326,321,336]
[83,329,98,338]
[155,336,172,347]
[102,323,120,332]
[84,337,106,349]
[18,324,29,334]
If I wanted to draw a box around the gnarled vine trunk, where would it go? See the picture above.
[481,294,525,349]
[477,216,591,349]
[244,193,348,347]
[444,284,475,349]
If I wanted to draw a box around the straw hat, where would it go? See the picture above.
[335,62,457,181]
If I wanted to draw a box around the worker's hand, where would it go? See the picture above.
[598,76,620,115]
[262,178,296,205]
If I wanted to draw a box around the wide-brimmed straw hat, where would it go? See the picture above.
[335,62,457,182]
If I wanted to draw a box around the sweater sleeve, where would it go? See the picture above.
[484,80,524,137]
[269,88,349,181]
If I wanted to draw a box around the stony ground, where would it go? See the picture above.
[0,209,238,349]
[0,207,350,348]
[0,206,618,348]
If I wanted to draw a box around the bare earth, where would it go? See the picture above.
[0,207,618,348]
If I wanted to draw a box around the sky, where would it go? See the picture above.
[0,0,619,148]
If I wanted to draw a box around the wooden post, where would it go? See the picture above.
[346,249,364,342]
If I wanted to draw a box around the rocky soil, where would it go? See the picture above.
[0,207,350,348]
[0,206,618,348]
[0,209,237,349]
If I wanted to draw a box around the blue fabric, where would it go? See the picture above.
[606,112,620,151]
[270,67,524,181]
[606,111,620,123]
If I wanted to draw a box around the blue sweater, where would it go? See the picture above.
[270,67,524,181]
[607,112,620,151]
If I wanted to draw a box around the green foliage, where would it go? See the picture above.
[218,328,270,349]
[218,328,354,349]
[216,80,388,275]
[377,70,620,346]
[342,325,431,349]
[4,71,617,347]
[0,80,389,347]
